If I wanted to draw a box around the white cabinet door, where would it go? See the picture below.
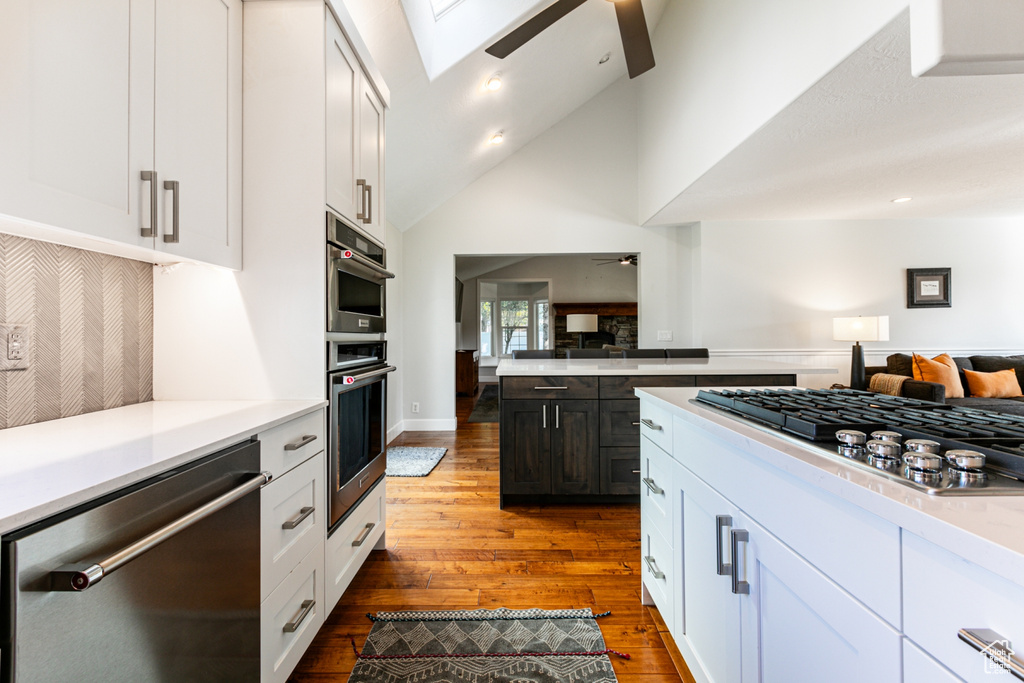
[0,0,155,246]
[154,0,241,268]
[737,517,902,683]
[357,77,385,245]
[903,639,963,683]
[677,464,742,683]
[325,12,360,223]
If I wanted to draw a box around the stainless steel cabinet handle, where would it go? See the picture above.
[640,418,662,431]
[642,477,664,495]
[140,170,157,237]
[631,469,641,474]
[283,599,315,633]
[555,404,560,429]
[282,506,314,530]
[644,555,665,580]
[352,522,375,547]
[959,629,1024,680]
[631,422,641,426]
[51,471,272,591]
[716,515,733,576]
[542,404,547,429]
[535,386,568,390]
[356,179,366,220]
[162,180,180,243]
[730,529,750,595]
[365,183,372,224]
[284,434,317,451]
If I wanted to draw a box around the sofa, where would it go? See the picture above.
[866,354,1024,416]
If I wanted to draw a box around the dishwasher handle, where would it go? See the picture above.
[51,471,272,592]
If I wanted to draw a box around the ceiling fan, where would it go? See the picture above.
[485,0,656,79]
[592,255,638,266]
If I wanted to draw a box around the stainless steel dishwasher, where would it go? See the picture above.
[1,439,269,682]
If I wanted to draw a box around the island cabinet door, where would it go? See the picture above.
[500,400,552,494]
[737,516,902,683]
[550,400,599,495]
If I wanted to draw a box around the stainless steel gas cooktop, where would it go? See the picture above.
[693,388,1024,496]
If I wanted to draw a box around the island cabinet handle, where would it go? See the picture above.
[542,404,547,429]
[643,555,665,580]
[959,629,1024,680]
[716,515,733,577]
[282,506,314,530]
[352,522,376,547]
[631,422,641,426]
[631,469,641,474]
[284,434,317,451]
[283,600,315,633]
[555,404,560,429]
[640,418,662,431]
[730,529,750,595]
[642,477,664,495]
[535,386,568,390]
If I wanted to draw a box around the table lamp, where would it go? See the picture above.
[833,316,889,391]
[566,314,598,349]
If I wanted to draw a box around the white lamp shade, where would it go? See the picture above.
[566,314,598,333]
[833,316,890,343]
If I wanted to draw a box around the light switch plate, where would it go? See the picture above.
[657,330,673,342]
[0,323,32,371]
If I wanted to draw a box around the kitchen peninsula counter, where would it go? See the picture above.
[0,399,325,535]
[495,356,838,377]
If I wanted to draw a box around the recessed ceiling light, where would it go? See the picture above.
[485,75,502,91]
[892,197,912,203]
[599,52,611,65]
[488,132,504,145]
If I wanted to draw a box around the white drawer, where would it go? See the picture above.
[325,478,386,613]
[904,532,1024,683]
[261,540,325,683]
[640,436,675,548]
[639,399,673,453]
[259,409,324,479]
[261,451,325,600]
[904,638,962,683]
[641,529,675,629]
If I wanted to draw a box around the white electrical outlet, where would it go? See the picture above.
[0,323,32,371]
[657,330,673,342]
[412,402,420,413]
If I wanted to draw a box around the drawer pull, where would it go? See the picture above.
[716,515,733,577]
[284,434,317,451]
[535,386,569,390]
[642,477,664,495]
[283,599,315,633]
[282,506,314,530]
[959,628,1024,680]
[644,555,665,580]
[640,418,662,431]
[730,529,750,595]
[631,469,641,474]
[631,421,641,426]
[352,522,376,547]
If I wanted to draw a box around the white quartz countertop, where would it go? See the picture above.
[0,399,326,535]
[637,387,1024,588]
[496,356,837,376]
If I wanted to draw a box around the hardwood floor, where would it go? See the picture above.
[289,385,692,682]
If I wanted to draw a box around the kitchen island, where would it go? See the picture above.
[638,386,1024,683]
[495,356,835,505]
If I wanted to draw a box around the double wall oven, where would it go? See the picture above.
[327,211,395,533]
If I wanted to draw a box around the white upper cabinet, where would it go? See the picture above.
[0,0,241,269]
[326,9,386,246]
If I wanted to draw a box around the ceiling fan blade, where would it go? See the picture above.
[613,0,656,79]
[485,0,589,59]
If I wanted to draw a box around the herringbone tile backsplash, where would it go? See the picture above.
[0,235,153,429]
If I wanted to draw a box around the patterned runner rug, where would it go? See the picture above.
[347,607,624,682]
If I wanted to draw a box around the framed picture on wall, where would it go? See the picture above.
[906,268,951,308]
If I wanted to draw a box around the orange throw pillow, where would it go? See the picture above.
[964,369,1023,398]
[912,353,965,399]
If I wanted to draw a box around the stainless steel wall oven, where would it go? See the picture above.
[327,340,393,533]
[327,211,393,334]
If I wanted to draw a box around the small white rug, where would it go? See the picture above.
[386,447,448,477]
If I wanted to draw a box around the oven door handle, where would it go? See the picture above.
[50,471,272,592]
[333,365,396,386]
[330,246,395,280]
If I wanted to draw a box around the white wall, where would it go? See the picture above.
[401,78,695,428]
[696,218,1024,386]
[638,0,905,224]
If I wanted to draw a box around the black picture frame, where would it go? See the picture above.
[906,268,951,308]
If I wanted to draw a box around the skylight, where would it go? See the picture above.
[431,0,465,20]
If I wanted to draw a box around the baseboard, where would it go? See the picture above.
[401,418,457,431]
[386,421,404,444]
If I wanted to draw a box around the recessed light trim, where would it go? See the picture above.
[485,75,502,91]
[599,52,611,65]
[892,197,913,203]
[489,132,504,145]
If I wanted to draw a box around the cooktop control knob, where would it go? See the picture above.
[870,430,902,443]
[836,430,867,445]
[903,452,943,472]
[904,439,941,454]
[867,439,902,459]
[946,449,986,470]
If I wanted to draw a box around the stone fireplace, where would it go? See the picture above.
[552,303,638,359]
